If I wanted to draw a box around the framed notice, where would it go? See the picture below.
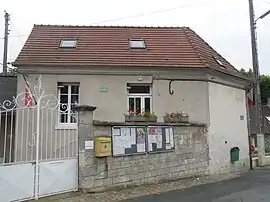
[147,126,174,152]
[112,126,147,156]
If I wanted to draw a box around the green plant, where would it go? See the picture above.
[164,111,187,118]
[125,110,157,117]
[141,111,156,117]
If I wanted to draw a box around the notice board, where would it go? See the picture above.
[112,126,146,156]
[147,126,174,152]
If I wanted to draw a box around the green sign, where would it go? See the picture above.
[99,87,108,92]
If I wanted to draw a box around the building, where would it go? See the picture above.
[11,25,252,195]
[0,76,17,163]
[249,105,270,166]
[0,76,17,103]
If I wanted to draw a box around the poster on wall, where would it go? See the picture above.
[147,127,174,152]
[131,128,136,145]
[169,128,174,148]
[112,127,126,156]
[165,128,171,150]
[136,128,146,153]
[112,127,146,156]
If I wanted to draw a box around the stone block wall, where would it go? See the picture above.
[79,123,209,192]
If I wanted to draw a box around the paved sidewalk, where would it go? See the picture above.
[36,173,239,202]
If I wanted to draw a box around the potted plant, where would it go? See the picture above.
[125,110,157,122]
[163,111,189,123]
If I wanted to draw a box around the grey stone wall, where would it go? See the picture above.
[79,123,209,192]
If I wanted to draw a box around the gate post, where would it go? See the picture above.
[34,79,42,200]
[257,134,265,166]
[75,105,96,190]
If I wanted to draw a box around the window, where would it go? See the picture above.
[60,38,77,48]
[213,56,224,67]
[129,39,146,49]
[127,84,151,114]
[58,83,79,124]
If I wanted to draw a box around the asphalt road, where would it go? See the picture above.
[123,169,270,202]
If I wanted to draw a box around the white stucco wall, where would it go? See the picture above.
[17,74,209,124]
[208,82,249,174]
[16,68,252,175]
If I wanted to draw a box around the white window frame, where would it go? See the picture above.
[56,83,79,129]
[127,84,152,113]
[60,38,77,48]
[129,39,146,49]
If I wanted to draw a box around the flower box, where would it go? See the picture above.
[125,115,157,122]
[163,112,189,123]
[164,116,189,123]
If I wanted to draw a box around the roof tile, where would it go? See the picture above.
[15,25,237,73]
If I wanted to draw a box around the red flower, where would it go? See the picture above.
[128,110,137,115]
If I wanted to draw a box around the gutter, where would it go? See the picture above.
[153,77,251,94]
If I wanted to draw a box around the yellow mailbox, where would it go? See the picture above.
[95,137,112,157]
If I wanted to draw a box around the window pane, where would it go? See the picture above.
[70,104,76,114]
[60,95,68,103]
[71,95,79,104]
[129,98,135,112]
[128,85,150,94]
[60,113,68,123]
[71,86,79,94]
[145,98,150,112]
[70,116,77,123]
[135,98,141,114]
[60,39,77,48]
[59,85,68,94]
[70,105,77,123]
[129,40,146,49]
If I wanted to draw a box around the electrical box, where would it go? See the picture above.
[95,137,112,157]
[230,147,240,163]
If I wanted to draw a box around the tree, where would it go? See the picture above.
[239,68,270,105]
[239,68,253,77]
[7,67,17,76]
[260,75,270,105]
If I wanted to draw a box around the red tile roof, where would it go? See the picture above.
[15,25,238,73]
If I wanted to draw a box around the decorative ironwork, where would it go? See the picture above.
[0,75,78,201]
[0,76,60,111]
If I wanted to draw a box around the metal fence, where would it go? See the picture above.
[0,76,78,201]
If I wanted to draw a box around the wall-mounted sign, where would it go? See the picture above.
[99,87,108,92]
[85,140,94,150]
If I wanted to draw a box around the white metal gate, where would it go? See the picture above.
[0,76,78,202]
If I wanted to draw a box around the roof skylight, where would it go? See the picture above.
[213,56,224,67]
[129,39,146,49]
[60,38,77,48]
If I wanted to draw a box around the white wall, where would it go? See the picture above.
[153,80,209,124]
[17,74,209,124]
[208,82,249,174]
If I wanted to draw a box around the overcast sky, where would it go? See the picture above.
[0,0,270,74]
